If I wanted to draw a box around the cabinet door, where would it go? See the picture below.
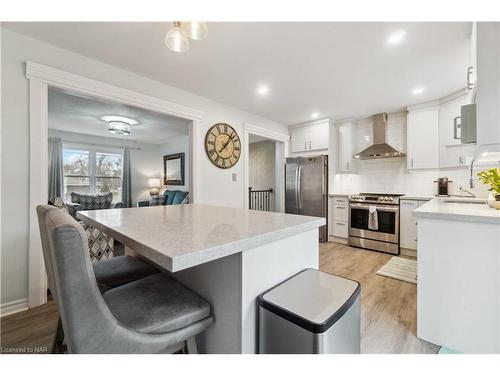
[290,127,310,153]
[407,107,440,169]
[400,200,418,250]
[309,122,329,151]
[439,95,477,168]
[338,123,356,172]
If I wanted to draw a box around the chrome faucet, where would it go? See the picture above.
[469,157,475,188]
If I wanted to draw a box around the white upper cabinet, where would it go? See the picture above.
[438,92,476,168]
[406,105,440,169]
[467,22,477,102]
[337,121,357,173]
[290,119,330,153]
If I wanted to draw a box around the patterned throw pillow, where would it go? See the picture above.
[149,195,163,206]
[71,192,113,210]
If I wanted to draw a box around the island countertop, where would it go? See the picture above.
[78,204,325,272]
[414,198,500,224]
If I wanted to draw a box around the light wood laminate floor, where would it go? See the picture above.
[320,242,438,354]
[1,242,439,354]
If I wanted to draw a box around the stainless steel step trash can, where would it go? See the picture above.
[258,268,361,354]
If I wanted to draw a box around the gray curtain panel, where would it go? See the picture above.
[48,137,64,201]
[121,147,131,207]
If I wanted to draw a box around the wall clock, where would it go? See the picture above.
[205,123,241,169]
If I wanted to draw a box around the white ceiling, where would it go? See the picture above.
[7,22,471,124]
[48,87,190,144]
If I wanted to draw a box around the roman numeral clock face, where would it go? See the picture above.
[205,123,241,169]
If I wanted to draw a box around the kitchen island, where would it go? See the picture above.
[415,198,500,353]
[78,204,324,354]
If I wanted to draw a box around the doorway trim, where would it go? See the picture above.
[26,61,203,308]
[244,123,289,212]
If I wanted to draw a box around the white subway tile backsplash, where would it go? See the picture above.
[333,112,480,197]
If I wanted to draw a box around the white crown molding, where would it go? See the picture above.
[26,61,203,121]
[288,117,333,129]
[1,298,28,317]
[245,123,290,142]
[439,88,469,105]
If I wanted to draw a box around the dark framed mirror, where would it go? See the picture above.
[163,152,185,185]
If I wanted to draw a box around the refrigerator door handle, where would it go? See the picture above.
[295,164,300,211]
[298,164,303,211]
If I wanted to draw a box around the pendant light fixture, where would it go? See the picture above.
[165,22,190,53]
[165,22,208,53]
[181,22,208,40]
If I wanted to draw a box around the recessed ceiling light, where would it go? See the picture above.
[311,112,320,119]
[256,84,270,97]
[412,86,425,95]
[387,30,406,46]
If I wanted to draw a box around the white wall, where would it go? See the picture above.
[0,28,288,306]
[333,113,486,197]
[48,129,164,206]
[160,135,190,193]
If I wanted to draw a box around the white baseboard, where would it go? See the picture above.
[1,298,29,317]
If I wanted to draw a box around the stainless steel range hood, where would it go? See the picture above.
[354,113,405,159]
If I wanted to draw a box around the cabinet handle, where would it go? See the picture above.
[309,141,312,150]
[459,156,463,164]
[336,206,346,209]
[347,161,350,170]
[304,141,307,150]
[336,199,346,203]
[467,66,474,90]
[336,222,346,226]
[410,157,414,168]
[401,202,416,206]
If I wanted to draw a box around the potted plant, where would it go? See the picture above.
[477,168,500,209]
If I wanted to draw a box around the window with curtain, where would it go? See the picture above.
[63,144,123,202]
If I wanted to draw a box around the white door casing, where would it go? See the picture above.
[26,61,203,308]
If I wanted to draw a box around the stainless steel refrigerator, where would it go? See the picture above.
[285,155,328,242]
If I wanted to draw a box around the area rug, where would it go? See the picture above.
[376,256,417,284]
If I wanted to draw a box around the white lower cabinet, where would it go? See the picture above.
[332,221,348,238]
[400,199,428,252]
[330,196,349,239]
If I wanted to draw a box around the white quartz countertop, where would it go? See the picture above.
[414,198,500,224]
[400,195,434,201]
[78,204,325,272]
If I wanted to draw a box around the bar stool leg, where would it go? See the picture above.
[52,317,65,353]
[185,337,198,354]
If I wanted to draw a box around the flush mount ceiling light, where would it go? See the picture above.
[165,22,208,53]
[108,121,131,136]
[100,115,139,136]
[412,86,426,95]
[387,30,407,46]
[311,112,320,119]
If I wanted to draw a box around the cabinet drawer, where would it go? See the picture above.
[332,221,348,238]
[332,197,348,206]
[333,205,348,221]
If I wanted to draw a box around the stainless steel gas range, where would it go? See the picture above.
[348,193,404,254]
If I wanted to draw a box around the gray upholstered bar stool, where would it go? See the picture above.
[40,208,160,352]
[37,205,214,354]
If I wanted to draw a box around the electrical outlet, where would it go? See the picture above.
[232,173,237,182]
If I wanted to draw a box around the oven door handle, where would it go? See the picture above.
[349,203,399,212]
